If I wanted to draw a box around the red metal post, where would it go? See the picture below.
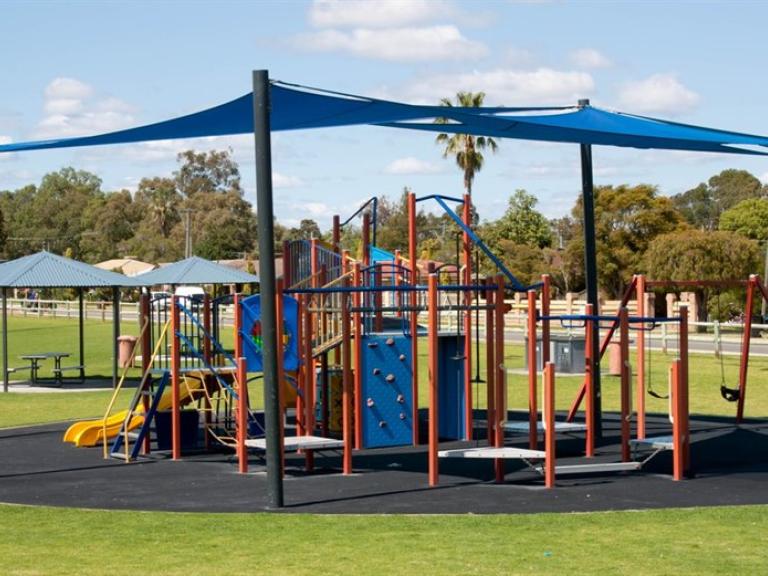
[527,290,538,450]
[302,293,315,471]
[332,214,341,254]
[353,262,363,449]
[171,295,181,460]
[636,274,646,439]
[341,283,353,475]
[485,278,495,443]
[584,303,595,457]
[679,304,690,474]
[671,360,683,481]
[408,192,420,446]
[544,362,556,489]
[737,276,755,422]
[295,295,305,438]
[463,194,473,440]
[494,275,506,483]
[619,307,631,462]
[428,274,439,486]
[237,356,248,474]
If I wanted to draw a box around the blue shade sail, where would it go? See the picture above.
[0,81,766,156]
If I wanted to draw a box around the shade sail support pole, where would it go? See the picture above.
[253,69,284,509]
[579,98,602,439]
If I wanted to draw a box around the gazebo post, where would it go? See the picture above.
[2,288,7,393]
[112,287,120,388]
[78,288,85,379]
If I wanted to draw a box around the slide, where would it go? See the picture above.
[63,375,206,448]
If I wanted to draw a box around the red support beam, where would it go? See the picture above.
[636,274,646,439]
[494,275,506,483]
[485,278,495,444]
[428,274,439,487]
[237,356,248,474]
[541,275,551,364]
[619,307,631,462]
[671,360,684,481]
[679,304,690,474]
[362,212,371,267]
[737,276,756,423]
[353,262,363,449]
[341,283,353,475]
[527,290,538,450]
[296,295,305,439]
[302,293,315,471]
[584,303,595,457]
[544,362,556,489]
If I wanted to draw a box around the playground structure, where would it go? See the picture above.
[62,192,768,490]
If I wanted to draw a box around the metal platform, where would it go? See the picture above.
[536,461,642,475]
[630,435,675,450]
[438,447,546,459]
[503,421,588,433]
[245,435,344,452]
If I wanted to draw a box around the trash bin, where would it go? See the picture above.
[117,335,138,368]
[608,342,622,375]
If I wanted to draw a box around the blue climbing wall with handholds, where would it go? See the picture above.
[437,334,465,440]
[360,333,413,448]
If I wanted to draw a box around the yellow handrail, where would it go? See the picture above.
[101,318,170,459]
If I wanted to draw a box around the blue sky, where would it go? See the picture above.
[2,0,768,229]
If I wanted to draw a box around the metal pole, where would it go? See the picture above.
[78,288,85,375]
[578,101,602,438]
[112,287,120,388]
[2,288,7,393]
[253,69,283,508]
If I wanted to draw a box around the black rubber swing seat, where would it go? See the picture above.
[720,385,740,402]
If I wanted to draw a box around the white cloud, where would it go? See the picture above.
[309,0,454,28]
[385,157,442,175]
[0,136,14,161]
[618,73,699,115]
[505,47,536,68]
[295,25,487,62]
[570,48,612,69]
[391,67,593,105]
[35,77,136,139]
[273,172,304,189]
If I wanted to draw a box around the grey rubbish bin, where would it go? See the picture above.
[524,334,586,374]
[117,335,138,368]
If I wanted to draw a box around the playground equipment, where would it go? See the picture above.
[63,191,765,492]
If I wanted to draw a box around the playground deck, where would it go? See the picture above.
[0,413,766,514]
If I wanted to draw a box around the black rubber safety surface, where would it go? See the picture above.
[0,414,766,514]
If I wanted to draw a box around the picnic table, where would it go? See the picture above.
[18,352,82,385]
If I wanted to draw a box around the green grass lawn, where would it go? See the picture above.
[0,504,765,575]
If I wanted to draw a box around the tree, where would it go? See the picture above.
[566,184,685,297]
[434,92,498,195]
[79,190,142,262]
[482,190,552,251]
[672,169,765,230]
[134,177,180,238]
[283,219,322,242]
[719,198,768,242]
[645,229,761,321]
[174,149,241,198]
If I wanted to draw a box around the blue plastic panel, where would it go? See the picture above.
[240,294,300,372]
[437,334,465,440]
[360,334,413,448]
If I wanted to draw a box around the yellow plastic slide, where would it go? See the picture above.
[63,376,205,448]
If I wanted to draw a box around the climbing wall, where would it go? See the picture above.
[360,333,413,448]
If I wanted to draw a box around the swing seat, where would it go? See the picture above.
[720,385,740,402]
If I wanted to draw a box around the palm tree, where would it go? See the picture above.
[435,91,498,196]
